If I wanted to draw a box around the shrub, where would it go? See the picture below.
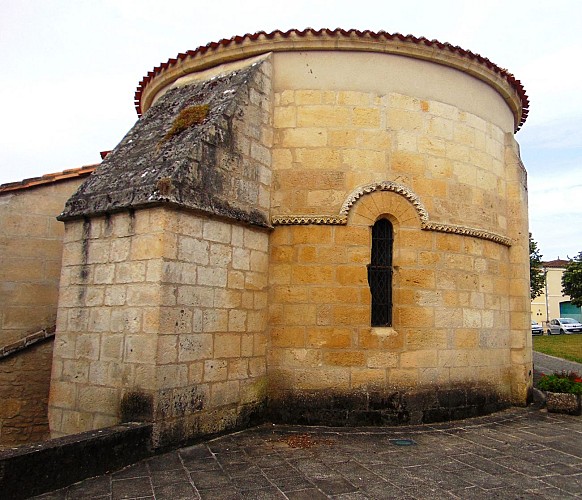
[538,371,582,395]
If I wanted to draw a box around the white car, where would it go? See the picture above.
[531,321,544,335]
[547,318,582,335]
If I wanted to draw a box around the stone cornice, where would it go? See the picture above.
[272,214,511,246]
[135,29,528,131]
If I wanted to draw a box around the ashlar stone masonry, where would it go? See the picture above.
[0,172,93,446]
[49,29,532,447]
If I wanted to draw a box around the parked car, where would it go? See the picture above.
[531,321,544,335]
[547,318,582,335]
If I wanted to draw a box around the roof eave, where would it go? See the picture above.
[134,29,529,132]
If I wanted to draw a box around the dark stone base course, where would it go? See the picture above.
[267,387,511,426]
[0,423,152,500]
[153,401,265,451]
[0,403,265,498]
[0,388,512,498]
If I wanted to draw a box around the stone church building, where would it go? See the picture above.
[1,29,532,448]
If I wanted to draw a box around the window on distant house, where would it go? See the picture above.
[368,218,393,327]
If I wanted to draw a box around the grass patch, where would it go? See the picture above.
[533,334,582,364]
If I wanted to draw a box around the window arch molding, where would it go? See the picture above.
[346,183,424,231]
[346,186,423,331]
[341,181,428,225]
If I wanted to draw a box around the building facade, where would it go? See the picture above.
[531,259,582,326]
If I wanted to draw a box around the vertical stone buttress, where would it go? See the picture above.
[505,135,533,402]
[49,56,273,447]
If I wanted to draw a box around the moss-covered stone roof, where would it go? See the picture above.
[59,62,270,228]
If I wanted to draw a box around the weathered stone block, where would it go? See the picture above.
[367,351,398,369]
[324,351,365,367]
[124,335,156,364]
[204,359,227,382]
[280,128,327,147]
[306,327,351,348]
[214,333,242,358]
[291,265,334,284]
[295,90,322,104]
[271,326,305,348]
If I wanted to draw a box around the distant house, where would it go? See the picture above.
[531,259,582,326]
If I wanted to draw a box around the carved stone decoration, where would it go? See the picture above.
[271,215,347,225]
[272,181,512,247]
[339,181,430,222]
[421,222,512,247]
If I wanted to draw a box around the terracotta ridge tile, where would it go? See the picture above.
[0,164,97,193]
[132,28,529,130]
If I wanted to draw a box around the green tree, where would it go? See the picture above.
[530,233,545,300]
[562,251,582,307]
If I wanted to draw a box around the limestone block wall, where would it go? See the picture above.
[272,89,508,233]
[268,199,518,424]
[49,208,269,446]
[267,60,530,423]
[0,342,53,446]
[0,179,86,345]
[0,176,89,445]
[153,213,270,446]
[50,211,159,436]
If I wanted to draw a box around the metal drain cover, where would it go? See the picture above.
[389,438,416,446]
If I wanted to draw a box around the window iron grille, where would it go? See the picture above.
[368,218,393,326]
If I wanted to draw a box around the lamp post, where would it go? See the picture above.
[543,266,549,328]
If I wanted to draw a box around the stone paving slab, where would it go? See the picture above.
[33,407,582,499]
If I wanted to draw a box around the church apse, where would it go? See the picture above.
[48,29,531,447]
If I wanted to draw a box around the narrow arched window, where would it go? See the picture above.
[368,218,393,326]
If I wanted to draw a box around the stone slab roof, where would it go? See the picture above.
[59,62,269,228]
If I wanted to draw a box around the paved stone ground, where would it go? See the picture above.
[34,407,582,500]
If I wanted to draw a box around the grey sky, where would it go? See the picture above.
[0,0,580,260]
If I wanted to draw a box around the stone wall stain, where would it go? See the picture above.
[120,391,153,422]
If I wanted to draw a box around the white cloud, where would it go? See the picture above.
[519,118,582,150]
[0,0,580,260]
[527,151,582,260]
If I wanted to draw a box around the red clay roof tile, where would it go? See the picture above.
[133,28,529,130]
[544,259,570,268]
[0,165,97,194]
